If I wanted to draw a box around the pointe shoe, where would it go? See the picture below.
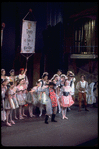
[23,114,27,117]
[15,116,18,120]
[32,114,35,117]
[11,120,15,125]
[30,114,32,117]
[6,122,12,127]
[62,116,65,119]
[30,113,35,117]
[19,116,24,119]
[64,116,68,119]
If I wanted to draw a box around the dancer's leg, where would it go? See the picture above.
[6,110,12,126]
[10,109,15,124]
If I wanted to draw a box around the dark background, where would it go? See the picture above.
[1,2,98,76]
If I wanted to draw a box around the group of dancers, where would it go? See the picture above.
[1,68,89,126]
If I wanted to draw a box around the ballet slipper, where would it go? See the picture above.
[30,115,32,118]
[19,116,24,119]
[32,114,35,117]
[15,116,18,120]
[64,116,68,119]
[11,120,15,124]
[6,122,12,127]
[23,114,27,117]
[62,115,65,119]
[30,113,33,117]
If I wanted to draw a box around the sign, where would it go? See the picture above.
[21,20,36,53]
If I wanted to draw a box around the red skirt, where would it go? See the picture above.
[61,95,74,107]
[49,88,57,107]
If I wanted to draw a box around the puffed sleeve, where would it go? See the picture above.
[85,81,88,93]
[73,77,76,82]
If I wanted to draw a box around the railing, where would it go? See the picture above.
[68,46,98,54]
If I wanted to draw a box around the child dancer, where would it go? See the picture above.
[16,79,26,119]
[26,81,40,117]
[1,79,8,122]
[51,74,61,113]
[1,69,8,80]
[60,80,74,119]
[4,82,15,126]
[9,69,15,85]
[26,90,35,117]
[67,71,76,101]
[49,82,58,122]
[19,68,29,89]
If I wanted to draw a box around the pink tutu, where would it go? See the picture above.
[61,95,74,107]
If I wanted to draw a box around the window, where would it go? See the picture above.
[74,18,95,54]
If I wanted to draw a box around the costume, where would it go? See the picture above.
[60,86,74,108]
[42,87,52,115]
[16,85,26,106]
[49,87,58,122]
[76,80,89,111]
[19,74,29,89]
[67,78,76,97]
[1,86,7,108]
[21,83,27,105]
[1,85,7,121]
[26,86,39,106]
[49,88,57,108]
[87,82,96,104]
[12,86,19,109]
[8,76,15,84]
[4,89,15,110]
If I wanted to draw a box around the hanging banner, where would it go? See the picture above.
[21,20,36,53]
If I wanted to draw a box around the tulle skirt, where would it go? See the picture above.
[16,94,26,106]
[61,95,74,108]
[35,92,52,115]
[4,98,15,110]
[13,97,19,108]
[36,92,49,107]
[26,92,38,106]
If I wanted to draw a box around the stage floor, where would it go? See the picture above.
[1,105,98,146]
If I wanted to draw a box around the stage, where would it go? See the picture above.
[1,104,98,146]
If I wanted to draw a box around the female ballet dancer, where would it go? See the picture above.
[60,80,74,119]
[4,82,16,126]
[29,79,43,117]
[1,79,8,122]
[16,78,26,119]
[26,80,41,117]
[1,69,8,80]
[8,69,15,85]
